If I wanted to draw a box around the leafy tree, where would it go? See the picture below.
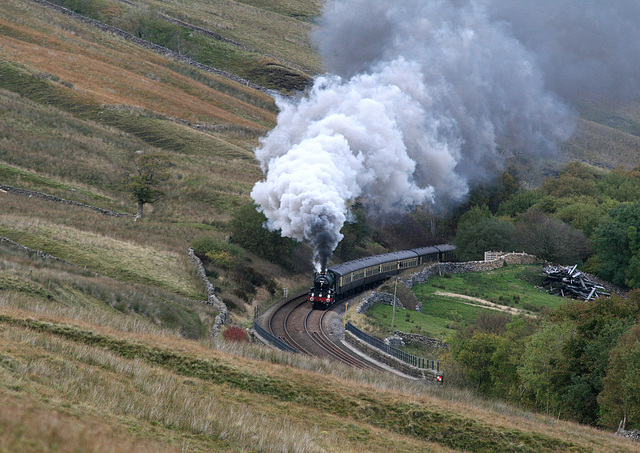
[554,199,604,237]
[192,237,245,270]
[453,206,516,261]
[599,317,640,429]
[497,189,541,217]
[597,167,640,202]
[450,314,537,400]
[539,162,601,199]
[514,209,591,264]
[451,332,500,393]
[457,167,521,216]
[123,153,170,220]
[592,201,640,288]
[559,319,633,424]
[229,204,296,268]
[335,207,370,260]
[518,320,576,415]
[545,293,640,424]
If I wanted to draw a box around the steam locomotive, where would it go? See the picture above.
[308,244,456,309]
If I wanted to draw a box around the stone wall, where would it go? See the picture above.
[0,236,81,268]
[0,184,131,218]
[615,428,640,443]
[355,291,403,314]
[393,331,448,350]
[402,252,540,289]
[32,0,267,93]
[2,238,228,337]
[187,248,228,337]
[345,331,442,383]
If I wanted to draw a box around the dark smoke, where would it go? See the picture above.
[252,0,640,270]
[488,1,640,102]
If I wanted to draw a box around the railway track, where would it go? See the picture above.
[267,294,380,370]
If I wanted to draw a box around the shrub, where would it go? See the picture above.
[192,237,245,269]
[222,326,249,342]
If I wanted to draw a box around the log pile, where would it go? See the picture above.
[542,265,610,300]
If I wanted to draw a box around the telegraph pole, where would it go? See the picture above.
[391,276,398,330]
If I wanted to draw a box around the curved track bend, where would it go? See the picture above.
[268,294,382,370]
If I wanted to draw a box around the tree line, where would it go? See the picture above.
[453,162,640,290]
[448,162,640,429]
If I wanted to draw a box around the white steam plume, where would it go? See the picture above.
[252,0,638,270]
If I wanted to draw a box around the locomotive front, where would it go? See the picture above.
[308,271,336,310]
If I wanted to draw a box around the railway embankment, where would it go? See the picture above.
[344,329,440,382]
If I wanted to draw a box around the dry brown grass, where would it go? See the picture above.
[0,0,276,128]
[128,0,323,73]
[0,214,201,296]
[1,259,639,453]
[0,306,450,452]
[2,300,638,453]
[0,391,180,453]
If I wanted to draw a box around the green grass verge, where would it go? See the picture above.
[365,304,456,339]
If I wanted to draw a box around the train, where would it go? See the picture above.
[308,244,456,309]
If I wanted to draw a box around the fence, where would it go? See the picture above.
[252,322,299,354]
[345,322,439,371]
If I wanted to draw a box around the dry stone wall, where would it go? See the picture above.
[615,428,640,443]
[0,184,131,217]
[187,248,228,337]
[0,236,81,268]
[402,252,540,289]
[31,0,267,93]
[393,331,448,350]
[355,291,403,314]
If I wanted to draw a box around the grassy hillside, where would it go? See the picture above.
[2,0,640,450]
[2,282,638,452]
[0,0,312,326]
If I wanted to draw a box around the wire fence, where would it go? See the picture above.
[345,322,439,371]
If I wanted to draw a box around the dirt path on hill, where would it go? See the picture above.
[434,291,536,317]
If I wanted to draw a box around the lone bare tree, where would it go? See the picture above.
[124,153,170,220]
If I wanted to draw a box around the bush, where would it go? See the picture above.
[229,204,296,268]
[222,326,249,342]
[192,237,245,269]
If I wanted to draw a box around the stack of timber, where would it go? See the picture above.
[542,265,610,301]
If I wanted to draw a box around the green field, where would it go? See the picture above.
[365,303,456,339]
[414,265,565,313]
[357,266,566,343]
